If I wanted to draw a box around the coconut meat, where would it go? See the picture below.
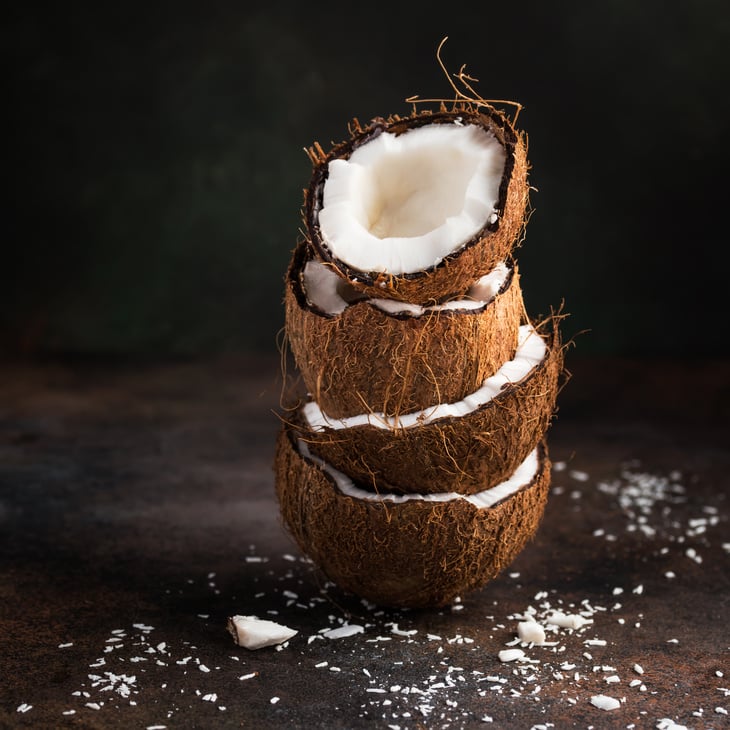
[318,123,506,275]
[303,323,546,430]
[302,259,510,317]
[298,439,539,509]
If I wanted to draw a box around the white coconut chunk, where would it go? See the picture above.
[298,440,539,509]
[590,694,621,711]
[226,615,297,650]
[304,323,546,431]
[302,258,510,316]
[318,123,506,274]
[517,621,547,645]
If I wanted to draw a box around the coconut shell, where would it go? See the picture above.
[287,317,564,496]
[274,425,551,609]
[304,104,530,305]
[284,241,524,419]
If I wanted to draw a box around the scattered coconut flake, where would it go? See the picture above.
[270,697,280,704]
[634,664,645,675]
[656,720,689,730]
[499,649,525,663]
[16,704,32,713]
[569,470,589,482]
[546,612,589,630]
[227,615,297,650]
[323,624,365,639]
[389,623,418,637]
[590,694,621,711]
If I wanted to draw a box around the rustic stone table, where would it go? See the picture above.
[1,353,728,729]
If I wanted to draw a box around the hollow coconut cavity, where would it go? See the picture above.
[284,240,524,419]
[274,425,551,609]
[287,317,564,495]
[304,105,530,305]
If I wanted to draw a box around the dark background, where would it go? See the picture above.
[4,1,729,360]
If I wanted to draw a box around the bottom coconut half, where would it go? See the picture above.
[274,425,552,609]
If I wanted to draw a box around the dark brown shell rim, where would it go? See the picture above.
[287,239,516,321]
[304,107,520,293]
[285,421,549,508]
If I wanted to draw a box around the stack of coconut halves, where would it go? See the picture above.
[275,103,565,609]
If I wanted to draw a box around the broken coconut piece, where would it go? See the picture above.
[304,106,529,305]
[517,620,547,645]
[284,239,524,418]
[227,615,298,650]
[590,694,621,711]
[274,423,551,609]
[290,318,564,495]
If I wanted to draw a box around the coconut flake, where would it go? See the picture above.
[226,615,297,650]
[545,612,590,630]
[318,123,506,275]
[322,624,365,639]
[590,695,621,710]
[304,323,546,431]
[498,649,525,663]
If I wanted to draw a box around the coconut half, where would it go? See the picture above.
[304,106,530,304]
[284,241,524,418]
[287,318,564,495]
[274,425,552,609]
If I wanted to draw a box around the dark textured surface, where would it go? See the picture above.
[1,354,729,728]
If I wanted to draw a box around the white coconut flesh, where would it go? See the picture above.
[302,258,511,316]
[302,323,546,430]
[318,123,507,275]
[298,439,539,509]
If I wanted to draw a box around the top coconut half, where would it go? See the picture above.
[305,106,530,304]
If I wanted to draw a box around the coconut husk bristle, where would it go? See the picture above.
[287,315,565,496]
[273,41,570,608]
[274,425,552,609]
[304,106,530,306]
[284,241,524,419]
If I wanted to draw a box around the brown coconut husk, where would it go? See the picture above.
[303,104,530,306]
[284,240,524,419]
[285,315,566,496]
[274,426,551,609]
